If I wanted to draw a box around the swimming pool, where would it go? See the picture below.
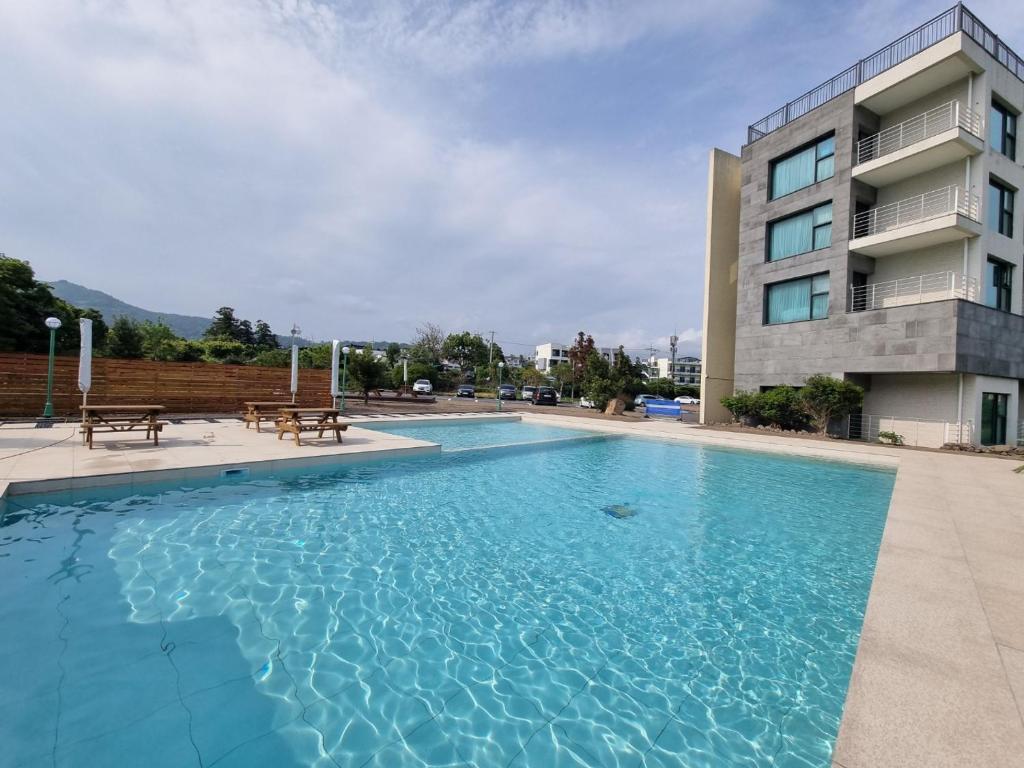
[357,418,590,450]
[0,426,894,767]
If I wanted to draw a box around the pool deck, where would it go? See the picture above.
[1,410,1022,767]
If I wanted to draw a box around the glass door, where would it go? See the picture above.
[980,392,1008,445]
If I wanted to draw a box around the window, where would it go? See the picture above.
[765,273,830,324]
[986,257,1013,311]
[980,392,1009,445]
[770,135,835,199]
[767,202,833,261]
[991,100,1017,160]
[988,179,1015,237]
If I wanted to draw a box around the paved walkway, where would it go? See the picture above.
[1,411,1021,767]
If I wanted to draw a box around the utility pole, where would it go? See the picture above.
[647,344,658,379]
[669,333,679,386]
[487,330,495,365]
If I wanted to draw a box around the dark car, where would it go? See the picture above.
[456,384,476,398]
[532,386,558,406]
[498,384,516,400]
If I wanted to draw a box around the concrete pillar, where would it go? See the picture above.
[700,148,742,424]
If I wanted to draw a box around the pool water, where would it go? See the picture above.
[358,418,589,450]
[0,432,894,767]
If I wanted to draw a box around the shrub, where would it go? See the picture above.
[758,387,809,430]
[800,374,864,433]
[721,391,760,420]
[878,431,904,445]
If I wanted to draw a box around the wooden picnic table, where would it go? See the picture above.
[275,407,350,447]
[242,401,295,432]
[80,405,167,449]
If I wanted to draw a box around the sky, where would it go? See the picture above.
[1,0,1022,359]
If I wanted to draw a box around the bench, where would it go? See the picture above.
[80,420,168,449]
[276,420,350,446]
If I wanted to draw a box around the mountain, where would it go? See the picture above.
[49,280,401,349]
[50,280,215,339]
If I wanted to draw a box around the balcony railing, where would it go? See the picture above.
[852,185,978,239]
[856,101,982,164]
[849,271,978,312]
[747,4,1024,144]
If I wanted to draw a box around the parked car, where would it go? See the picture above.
[498,384,516,400]
[634,394,660,408]
[412,379,433,394]
[674,396,700,405]
[521,386,537,403]
[456,384,476,398]
[533,386,558,406]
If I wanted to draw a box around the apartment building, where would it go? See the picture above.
[534,342,613,372]
[702,5,1024,447]
[647,356,702,386]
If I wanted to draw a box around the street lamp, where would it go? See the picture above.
[340,346,350,413]
[42,316,62,418]
[496,361,505,412]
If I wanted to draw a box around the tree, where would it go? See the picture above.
[201,339,249,364]
[250,348,291,367]
[204,306,241,341]
[348,345,389,403]
[299,343,333,369]
[800,375,864,433]
[139,320,181,361]
[408,322,445,365]
[236,319,256,346]
[106,316,145,359]
[0,256,100,353]
[385,342,402,366]
[253,320,278,351]
[442,331,489,370]
[566,332,596,396]
[549,362,575,394]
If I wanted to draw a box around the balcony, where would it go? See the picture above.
[849,185,981,257]
[853,101,983,186]
[849,271,978,312]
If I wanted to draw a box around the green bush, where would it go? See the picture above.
[800,374,863,432]
[720,391,759,420]
[758,387,809,430]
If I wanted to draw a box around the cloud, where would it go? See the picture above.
[0,0,721,349]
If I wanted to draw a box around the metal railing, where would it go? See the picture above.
[852,185,978,239]
[856,101,982,164]
[847,414,973,447]
[748,4,1024,144]
[849,271,979,312]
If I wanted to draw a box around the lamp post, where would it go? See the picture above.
[42,316,62,418]
[340,346,350,413]
[401,352,409,391]
[496,361,505,412]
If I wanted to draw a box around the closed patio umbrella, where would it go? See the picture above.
[330,340,341,408]
[79,317,92,413]
[290,344,299,404]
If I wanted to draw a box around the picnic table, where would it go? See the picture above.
[275,407,351,447]
[80,405,167,449]
[242,401,295,432]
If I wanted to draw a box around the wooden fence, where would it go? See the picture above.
[0,353,336,417]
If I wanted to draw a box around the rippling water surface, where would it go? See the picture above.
[358,419,589,449]
[0,431,894,767]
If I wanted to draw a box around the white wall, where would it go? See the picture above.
[964,374,1020,445]
[863,373,960,422]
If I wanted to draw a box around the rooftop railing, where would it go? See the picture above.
[747,4,1024,144]
[849,271,978,312]
[852,185,978,239]
[856,101,982,165]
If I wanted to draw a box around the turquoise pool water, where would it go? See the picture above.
[0,430,894,767]
[358,418,589,449]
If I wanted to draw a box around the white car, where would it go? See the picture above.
[578,397,596,409]
[412,379,432,394]
[634,394,660,408]
[674,396,700,405]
